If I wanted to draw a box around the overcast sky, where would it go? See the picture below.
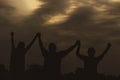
[0,0,120,75]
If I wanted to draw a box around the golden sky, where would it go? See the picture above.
[5,0,120,25]
[6,0,44,21]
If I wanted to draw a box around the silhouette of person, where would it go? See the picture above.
[76,40,111,80]
[37,32,78,80]
[10,32,38,80]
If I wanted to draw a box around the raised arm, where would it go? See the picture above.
[11,32,15,49]
[97,43,111,60]
[57,40,78,58]
[38,33,47,56]
[76,40,87,60]
[26,34,38,51]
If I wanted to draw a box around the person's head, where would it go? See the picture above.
[48,43,56,52]
[88,48,95,57]
[17,41,25,48]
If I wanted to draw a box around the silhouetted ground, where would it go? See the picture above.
[0,64,120,80]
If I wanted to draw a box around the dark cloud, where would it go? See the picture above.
[23,0,69,28]
[0,1,15,29]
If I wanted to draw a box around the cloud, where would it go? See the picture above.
[0,1,16,28]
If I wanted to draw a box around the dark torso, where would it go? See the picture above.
[84,57,99,73]
[11,48,26,72]
[44,52,61,75]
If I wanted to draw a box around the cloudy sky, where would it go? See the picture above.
[0,0,120,75]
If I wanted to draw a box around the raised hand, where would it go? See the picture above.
[97,42,112,60]
[37,32,47,55]
[107,43,112,48]
[11,32,15,49]
[11,32,14,36]
[76,40,80,46]
[26,33,39,52]
[37,32,41,37]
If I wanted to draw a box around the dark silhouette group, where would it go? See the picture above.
[0,32,115,80]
